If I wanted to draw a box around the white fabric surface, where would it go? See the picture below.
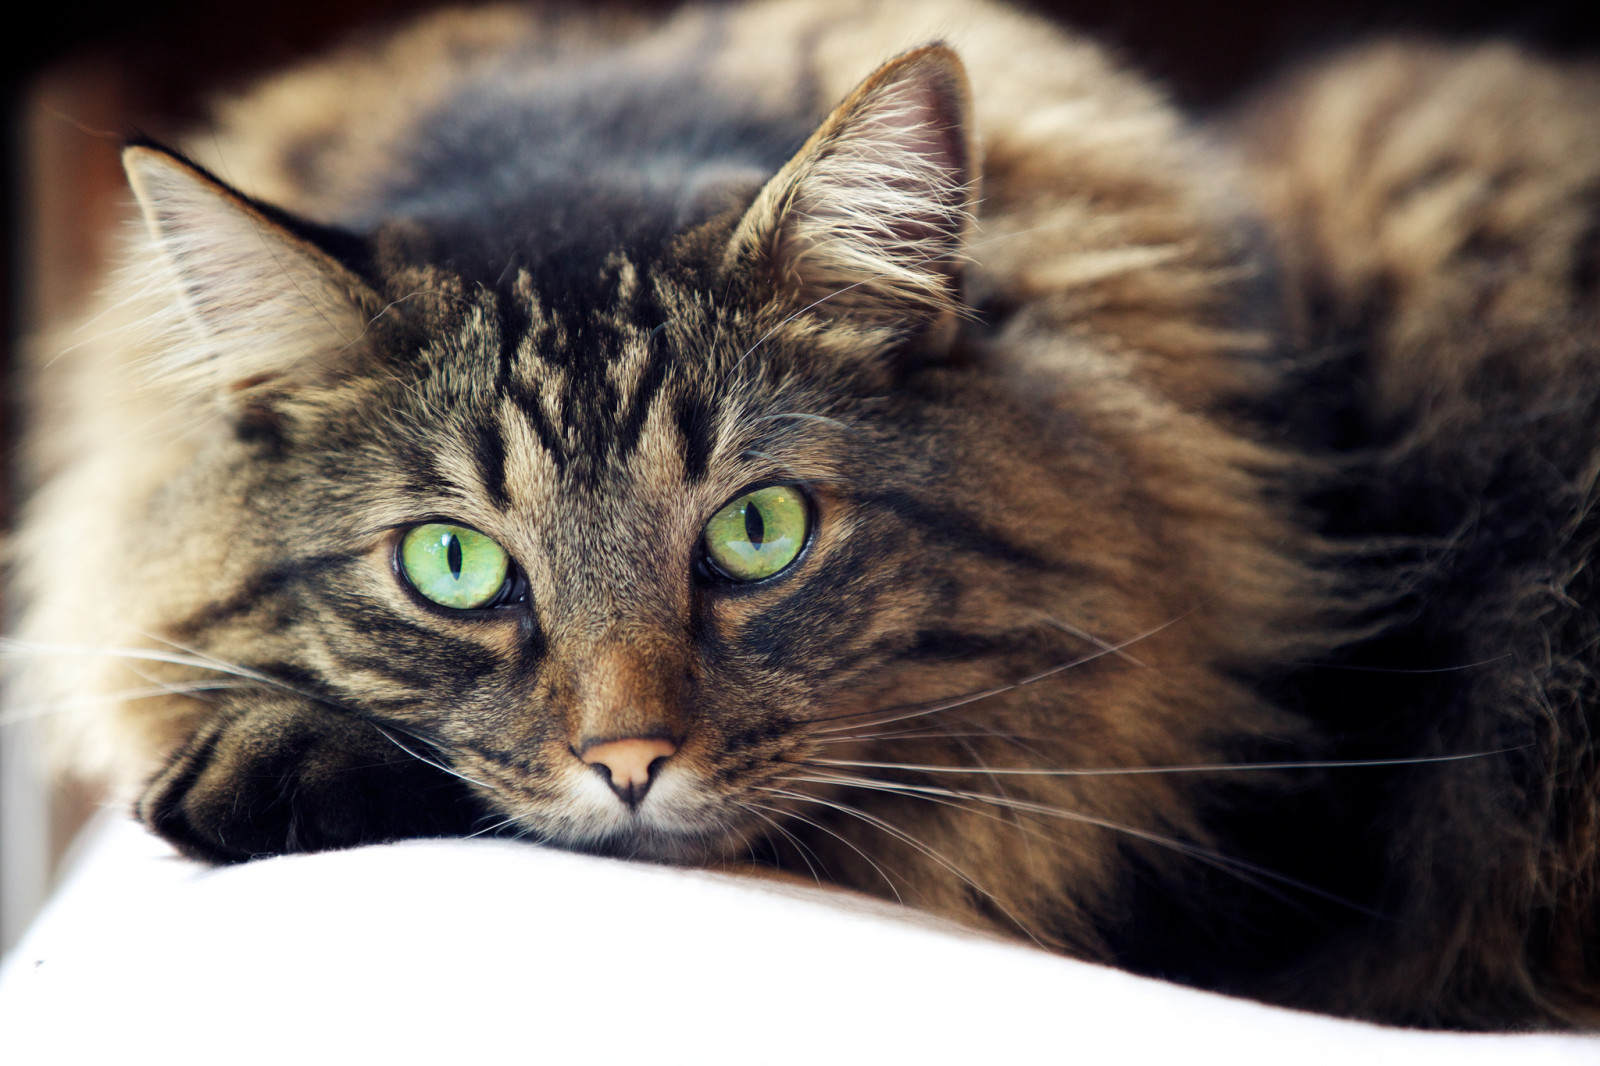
[2,816,1595,1064]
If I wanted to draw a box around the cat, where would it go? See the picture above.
[11,0,1600,1031]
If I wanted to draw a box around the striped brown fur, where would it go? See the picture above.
[12,0,1600,1029]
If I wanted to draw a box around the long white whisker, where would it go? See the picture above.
[935,719,1038,873]
[750,412,855,432]
[724,277,876,383]
[755,787,906,904]
[0,680,241,727]
[740,801,827,886]
[463,813,523,840]
[806,748,1519,777]
[365,723,499,794]
[813,610,1195,735]
[8,626,350,710]
[791,770,1385,918]
[0,638,291,688]
[760,783,1043,944]
[802,770,1326,918]
[1038,615,1147,668]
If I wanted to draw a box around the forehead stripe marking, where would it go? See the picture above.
[611,331,674,461]
[675,391,717,483]
[471,417,511,509]
[507,383,567,471]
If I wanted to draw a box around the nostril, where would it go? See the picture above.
[579,736,678,805]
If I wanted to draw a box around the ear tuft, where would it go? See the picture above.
[123,144,372,392]
[733,45,977,326]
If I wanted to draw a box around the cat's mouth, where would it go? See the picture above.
[500,760,751,864]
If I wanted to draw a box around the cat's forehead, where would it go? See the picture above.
[376,258,801,514]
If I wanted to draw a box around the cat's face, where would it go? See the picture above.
[130,45,1098,863]
[217,265,1012,862]
[121,38,1294,935]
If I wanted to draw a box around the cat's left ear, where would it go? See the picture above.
[123,143,377,394]
[728,44,977,335]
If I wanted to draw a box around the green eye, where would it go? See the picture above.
[702,486,809,582]
[399,523,511,609]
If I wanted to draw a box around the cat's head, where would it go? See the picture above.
[119,39,1290,900]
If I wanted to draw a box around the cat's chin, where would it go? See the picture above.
[529,809,747,865]
[495,766,752,865]
[558,826,738,865]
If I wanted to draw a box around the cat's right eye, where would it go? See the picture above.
[398,523,514,610]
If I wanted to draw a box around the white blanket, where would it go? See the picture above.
[2,816,1593,1064]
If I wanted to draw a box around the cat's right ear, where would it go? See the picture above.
[123,143,376,394]
[725,45,977,338]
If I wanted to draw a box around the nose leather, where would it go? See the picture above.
[580,736,678,805]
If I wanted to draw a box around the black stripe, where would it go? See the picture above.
[722,544,885,673]
[900,628,1033,663]
[613,334,673,459]
[251,661,340,702]
[169,553,356,638]
[325,644,497,692]
[675,390,717,483]
[719,716,798,752]
[508,382,566,471]
[860,490,1061,572]
[471,417,511,508]
[322,610,503,689]
[139,717,231,850]
[1570,181,1600,295]
[390,437,455,497]
[494,286,529,395]
[514,611,548,679]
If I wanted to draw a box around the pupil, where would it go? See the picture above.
[743,501,766,547]
[446,533,463,579]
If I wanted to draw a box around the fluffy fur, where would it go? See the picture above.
[11,0,1600,1029]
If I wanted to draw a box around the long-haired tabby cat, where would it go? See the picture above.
[12,0,1600,1031]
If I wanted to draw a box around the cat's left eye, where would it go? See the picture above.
[399,523,513,609]
[702,485,810,582]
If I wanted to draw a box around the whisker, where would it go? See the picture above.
[799,770,1328,920]
[0,680,241,727]
[817,729,1053,744]
[812,609,1195,734]
[739,449,815,483]
[1038,614,1147,668]
[463,813,523,840]
[754,787,906,904]
[740,801,828,886]
[933,718,1039,872]
[1284,655,1515,675]
[364,723,500,794]
[724,277,876,383]
[805,748,1521,778]
[759,783,1044,944]
[790,770,1386,919]
[0,638,296,690]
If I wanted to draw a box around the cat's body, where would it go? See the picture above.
[12,0,1600,1029]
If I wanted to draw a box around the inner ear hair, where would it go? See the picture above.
[123,142,377,395]
[730,43,978,328]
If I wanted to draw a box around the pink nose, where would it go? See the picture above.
[579,737,678,806]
